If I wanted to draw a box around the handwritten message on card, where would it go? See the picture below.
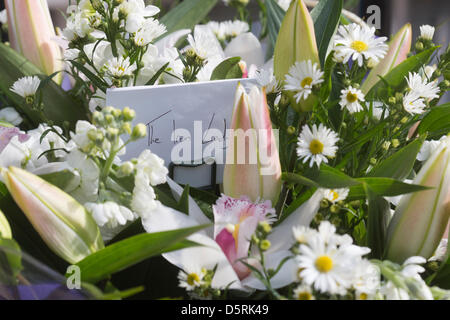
[106,79,255,187]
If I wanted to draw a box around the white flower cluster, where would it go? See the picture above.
[403,72,440,115]
[206,20,249,41]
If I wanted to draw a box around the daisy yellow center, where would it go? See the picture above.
[187,273,200,286]
[309,139,324,155]
[351,40,368,53]
[346,92,358,103]
[301,77,313,88]
[359,293,368,300]
[297,267,305,280]
[315,255,333,273]
[298,292,313,300]
[331,190,339,201]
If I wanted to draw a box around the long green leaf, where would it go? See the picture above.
[70,60,108,93]
[75,224,209,283]
[368,135,426,180]
[366,47,438,99]
[310,0,343,66]
[304,164,361,188]
[160,0,218,35]
[0,43,87,128]
[265,0,286,49]
[365,184,390,259]
[417,103,450,137]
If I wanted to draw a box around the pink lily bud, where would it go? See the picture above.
[5,0,63,83]
[362,23,412,94]
[223,84,282,204]
[2,166,104,263]
[386,136,450,263]
[273,0,320,112]
[0,209,12,239]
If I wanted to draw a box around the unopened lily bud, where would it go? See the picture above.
[0,209,12,239]
[1,167,104,263]
[131,123,147,140]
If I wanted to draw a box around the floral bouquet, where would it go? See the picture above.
[0,0,449,301]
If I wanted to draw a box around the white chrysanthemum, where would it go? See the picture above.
[297,124,339,168]
[322,188,349,203]
[0,9,7,25]
[105,56,137,78]
[292,225,316,245]
[406,72,440,100]
[178,265,206,291]
[134,18,166,47]
[420,25,435,41]
[339,86,365,114]
[10,76,41,99]
[131,170,164,219]
[187,27,224,60]
[253,67,281,94]
[403,92,426,115]
[296,235,353,295]
[0,107,23,126]
[222,20,249,38]
[284,60,324,102]
[417,136,446,162]
[85,201,136,229]
[135,149,169,186]
[293,284,315,300]
[120,0,160,33]
[334,23,388,67]
[423,64,437,81]
[352,260,380,300]
[207,21,226,41]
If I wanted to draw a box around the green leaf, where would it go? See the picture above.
[310,0,343,66]
[70,60,108,93]
[304,164,361,188]
[39,170,79,191]
[417,103,450,137]
[210,57,243,80]
[177,185,190,214]
[341,122,385,153]
[366,47,438,99]
[348,177,430,200]
[145,62,170,86]
[368,135,426,180]
[282,172,318,188]
[160,0,218,35]
[431,247,450,289]
[265,0,286,49]
[0,43,87,128]
[75,224,209,283]
[364,184,390,259]
[0,238,22,286]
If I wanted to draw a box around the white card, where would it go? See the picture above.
[106,78,256,187]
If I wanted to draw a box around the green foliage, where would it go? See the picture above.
[210,57,244,80]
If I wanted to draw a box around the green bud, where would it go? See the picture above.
[287,126,296,135]
[112,108,122,118]
[118,161,134,177]
[395,92,404,102]
[382,141,391,151]
[259,221,272,234]
[392,139,400,148]
[330,204,340,214]
[105,114,114,124]
[131,123,147,140]
[388,97,397,105]
[123,107,136,121]
[251,234,260,245]
[320,199,329,208]
[370,158,377,165]
[103,106,115,114]
[415,41,424,51]
[106,127,119,140]
[260,239,271,251]
[87,129,98,142]
[121,122,132,135]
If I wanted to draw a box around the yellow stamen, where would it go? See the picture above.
[315,255,333,273]
[301,77,313,88]
[351,40,368,52]
[331,190,339,201]
[187,273,200,286]
[298,291,314,300]
[346,92,358,103]
[309,139,324,155]
[359,293,368,300]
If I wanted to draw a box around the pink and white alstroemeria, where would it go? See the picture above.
[213,195,276,279]
[142,177,323,291]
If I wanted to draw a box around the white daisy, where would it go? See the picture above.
[284,60,324,102]
[322,188,350,203]
[10,76,41,99]
[293,284,315,300]
[296,235,353,295]
[253,67,281,94]
[334,23,388,67]
[352,259,380,300]
[292,225,316,245]
[339,86,365,114]
[105,56,137,78]
[403,92,426,115]
[178,265,206,291]
[134,18,166,47]
[406,72,440,100]
[297,124,339,168]
[420,25,435,41]
[207,21,226,41]
[222,20,249,38]
[187,27,224,60]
